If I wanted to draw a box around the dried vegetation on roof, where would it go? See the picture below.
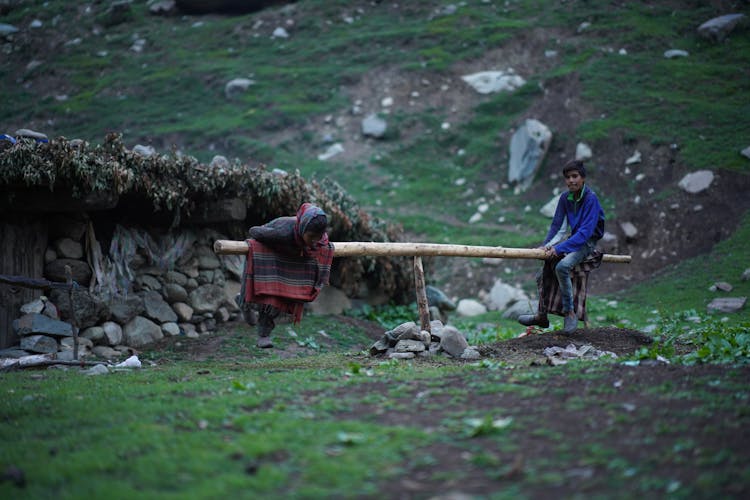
[0,133,414,301]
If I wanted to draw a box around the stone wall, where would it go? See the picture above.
[2,218,242,360]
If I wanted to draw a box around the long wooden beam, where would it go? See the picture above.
[213,240,631,263]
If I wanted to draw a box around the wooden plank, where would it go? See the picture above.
[213,239,632,263]
[0,217,48,349]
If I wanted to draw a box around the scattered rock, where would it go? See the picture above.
[678,170,714,194]
[149,0,176,15]
[664,49,689,58]
[575,142,592,160]
[317,143,344,161]
[707,297,746,314]
[461,346,481,360]
[712,282,733,292]
[224,78,254,99]
[620,221,638,239]
[388,351,415,360]
[461,70,525,94]
[361,113,387,138]
[456,298,487,317]
[625,150,641,165]
[540,194,559,217]
[544,343,616,365]
[132,144,156,157]
[84,364,110,376]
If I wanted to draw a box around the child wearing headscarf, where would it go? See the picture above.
[239,203,334,348]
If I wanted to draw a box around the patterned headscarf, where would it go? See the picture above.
[293,203,329,251]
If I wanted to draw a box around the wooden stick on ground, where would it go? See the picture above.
[0,359,101,372]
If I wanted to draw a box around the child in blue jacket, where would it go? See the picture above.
[518,159,605,334]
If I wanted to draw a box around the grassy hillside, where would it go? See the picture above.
[2,0,750,321]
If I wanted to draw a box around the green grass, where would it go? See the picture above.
[4,0,748,245]
[609,212,750,328]
[3,1,750,497]
[2,333,747,498]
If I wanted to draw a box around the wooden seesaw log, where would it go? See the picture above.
[213,240,632,263]
[214,240,630,334]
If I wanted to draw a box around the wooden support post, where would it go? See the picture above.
[413,256,431,333]
[65,265,79,362]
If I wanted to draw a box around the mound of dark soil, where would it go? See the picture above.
[479,327,653,365]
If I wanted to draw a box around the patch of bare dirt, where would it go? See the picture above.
[478,326,653,365]
[364,362,750,498]
[312,331,749,498]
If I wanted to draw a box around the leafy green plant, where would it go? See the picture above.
[680,322,750,365]
[347,303,419,329]
[629,309,750,365]
[463,415,514,438]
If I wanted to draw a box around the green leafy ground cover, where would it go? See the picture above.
[2,0,750,496]
[1,318,748,498]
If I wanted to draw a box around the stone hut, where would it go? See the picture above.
[0,134,413,354]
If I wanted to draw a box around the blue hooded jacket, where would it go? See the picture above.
[543,185,605,254]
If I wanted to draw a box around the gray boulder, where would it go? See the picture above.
[13,313,73,337]
[142,290,178,323]
[20,298,45,315]
[508,119,552,190]
[109,295,144,324]
[707,297,746,314]
[102,321,123,346]
[224,78,254,99]
[361,114,387,138]
[697,14,745,42]
[149,0,176,15]
[439,326,469,358]
[678,170,714,194]
[123,316,163,347]
[0,23,19,37]
[164,283,189,303]
[81,326,105,343]
[50,289,109,329]
[44,258,92,284]
[426,285,456,311]
[308,286,351,315]
[54,238,84,259]
[20,335,58,354]
[189,284,226,314]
